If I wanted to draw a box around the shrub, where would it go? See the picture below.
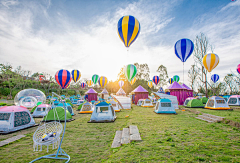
[0,103,7,106]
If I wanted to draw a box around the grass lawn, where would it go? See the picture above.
[0,105,240,162]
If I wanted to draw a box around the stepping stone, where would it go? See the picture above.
[0,135,25,147]
[111,131,122,148]
[121,128,130,144]
[129,125,142,142]
[195,117,214,123]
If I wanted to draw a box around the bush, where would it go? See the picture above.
[12,89,20,98]
[67,102,73,107]
[65,99,71,103]
[68,90,75,96]
[0,88,10,96]
[0,103,7,106]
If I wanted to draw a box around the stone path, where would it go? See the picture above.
[0,135,25,147]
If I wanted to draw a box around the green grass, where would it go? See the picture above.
[0,106,240,162]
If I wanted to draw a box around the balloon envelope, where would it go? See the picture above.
[81,83,86,88]
[148,80,153,88]
[202,53,219,72]
[87,80,93,87]
[124,64,137,82]
[153,76,160,85]
[173,75,180,82]
[55,70,72,89]
[237,64,240,74]
[175,38,194,62]
[118,15,140,48]
[119,80,124,88]
[98,76,108,88]
[92,74,99,84]
[169,78,173,84]
[211,74,219,83]
[130,77,136,85]
[71,70,81,83]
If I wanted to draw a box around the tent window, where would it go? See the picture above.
[161,103,171,107]
[184,100,189,105]
[67,106,72,113]
[42,108,46,111]
[155,102,159,110]
[97,107,108,113]
[207,100,214,107]
[110,106,114,116]
[0,113,11,120]
[82,105,91,111]
[36,108,41,111]
[216,100,225,104]
[112,104,116,107]
[228,98,237,104]
[145,100,150,104]
[14,112,31,127]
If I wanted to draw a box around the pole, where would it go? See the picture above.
[183,62,184,84]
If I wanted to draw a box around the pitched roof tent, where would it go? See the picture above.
[86,88,97,94]
[182,83,192,90]
[101,88,108,94]
[167,81,187,90]
[132,85,148,93]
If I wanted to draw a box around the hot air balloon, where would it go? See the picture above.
[55,70,72,89]
[130,77,136,85]
[152,76,160,85]
[117,15,140,48]
[81,83,86,88]
[92,74,99,84]
[87,80,93,87]
[124,64,137,82]
[98,76,108,88]
[174,39,194,62]
[236,64,240,74]
[119,80,124,88]
[169,78,173,84]
[148,80,153,88]
[173,75,180,82]
[211,74,219,83]
[71,70,81,83]
[202,53,219,72]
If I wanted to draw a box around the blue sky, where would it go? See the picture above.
[0,0,239,88]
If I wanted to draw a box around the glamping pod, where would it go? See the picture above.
[200,97,208,104]
[108,100,121,112]
[43,107,72,122]
[101,88,109,100]
[111,95,131,109]
[77,100,85,106]
[228,95,240,106]
[186,99,204,108]
[183,97,195,106]
[153,92,179,109]
[88,101,116,123]
[116,88,126,96]
[137,99,144,106]
[85,88,98,102]
[132,85,149,104]
[154,99,176,114]
[167,82,187,105]
[32,104,52,118]
[141,99,154,107]
[57,103,74,116]
[79,102,93,114]
[0,106,36,134]
[205,96,230,110]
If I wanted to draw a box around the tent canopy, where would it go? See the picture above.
[132,85,148,93]
[168,82,186,90]
[86,88,97,94]
[154,99,176,114]
[186,99,204,108]
[43,107,72,121]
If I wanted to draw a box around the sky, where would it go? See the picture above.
[0,0,239,87]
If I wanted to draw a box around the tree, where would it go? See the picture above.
[193,33,214,97]
[188,65,198,90]
[156,65,168,88]
[134,63,150,81]
[224,74,238,95]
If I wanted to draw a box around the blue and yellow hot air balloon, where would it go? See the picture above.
[117,15,140,48]
[71,70,81,83]
[98,76,108,88]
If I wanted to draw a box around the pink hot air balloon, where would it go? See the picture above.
[237,64,240,74]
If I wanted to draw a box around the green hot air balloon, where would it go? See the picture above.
[92,74,99,84]
[124,64,137,82]
[173,75,180,82]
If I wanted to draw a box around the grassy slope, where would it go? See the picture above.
[0,106,239,162]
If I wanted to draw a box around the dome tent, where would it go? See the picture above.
[79,102,93,114]
[186,99,204,108]
[57,103,74,116]
[205,96,230,110]
[141,99,154,107]
[43,107,73,122]
[0,106,36,134]
[154,99,176,114]
[183,97,196,106]
[137,99,144,106]
[108,100,121,112]
[228,95,240,106]
[200,97,208,104]
[32,104,52,118]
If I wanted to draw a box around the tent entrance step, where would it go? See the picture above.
[129,125,142,142]
[0,135,25,147]
[111,131,122,148]
[121,128,130,144]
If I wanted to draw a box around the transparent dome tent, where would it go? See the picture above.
[14,89,46,108]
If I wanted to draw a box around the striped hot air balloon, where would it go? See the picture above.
[87,80,93,87]
[124,64,137,82]
[173,75,180,82]
[202,53,219,72]
[175,38,194,62]
[130,77,136,85]
[92,74,99,84]
[152,76,160,85]
[55,70,72,89]
[81,83,86,88]
[148,80,153,88]
[119,80,124,88]
[117,15,140,48]
[169,78,173,84]
[98,76,108,88]
[211,74,219,83]
[237,64,240,74]
[71,70,81,83]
